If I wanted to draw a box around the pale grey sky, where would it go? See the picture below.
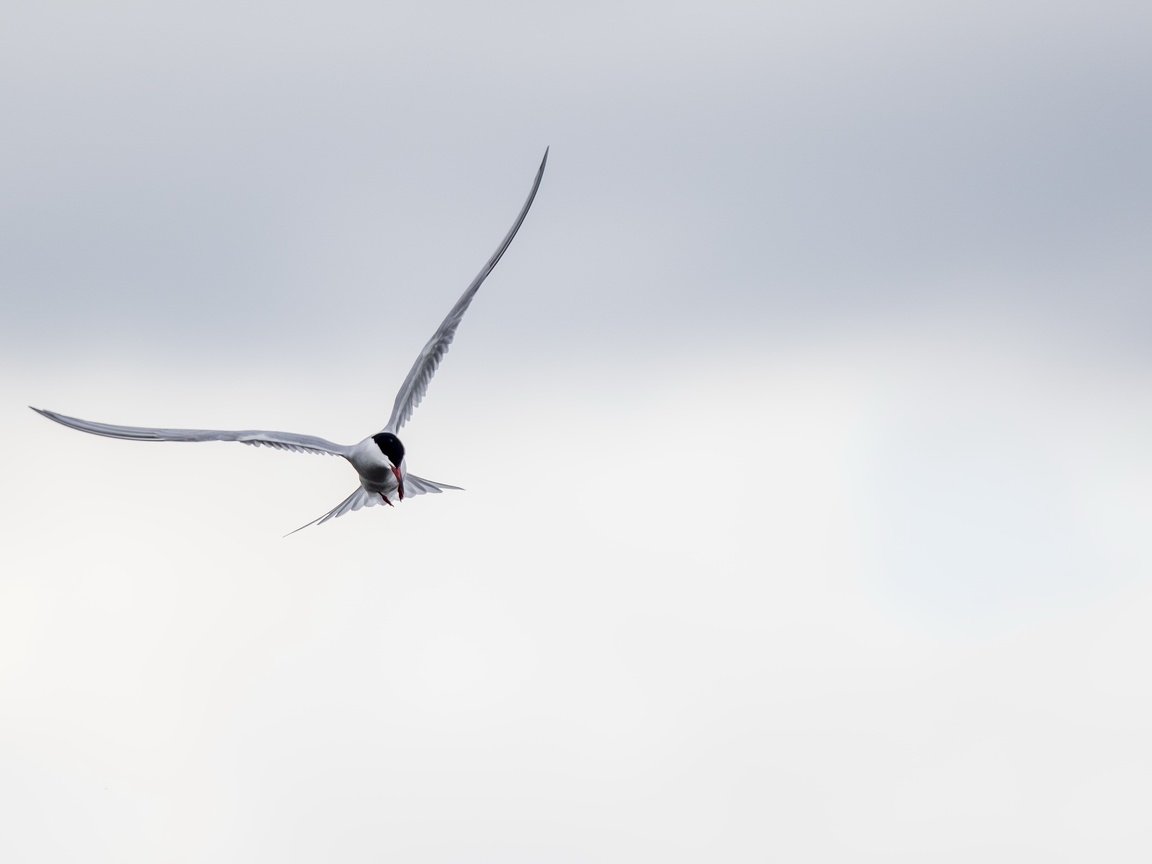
[3,1,1152,861]
[3,0,1149,360]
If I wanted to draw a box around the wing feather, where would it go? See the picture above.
[383,148,548,433]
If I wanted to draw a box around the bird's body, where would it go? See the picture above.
[31,149,548,533]
[350,434,406,503]
[351,441,401,493]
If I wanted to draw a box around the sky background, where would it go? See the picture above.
[2,0,1151,860]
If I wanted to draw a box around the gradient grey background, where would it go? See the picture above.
[2,1,1151,861]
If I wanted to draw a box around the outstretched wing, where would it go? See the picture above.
[383,148,548,433]
[30,407,350,457]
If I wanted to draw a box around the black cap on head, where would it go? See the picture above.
[372,432,405,465]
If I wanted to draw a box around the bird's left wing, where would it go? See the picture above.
[382,148,548,434]
[30,407,350,457]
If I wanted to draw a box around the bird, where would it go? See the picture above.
[30,148,548,534]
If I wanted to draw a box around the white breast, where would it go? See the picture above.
[348,438,400,492]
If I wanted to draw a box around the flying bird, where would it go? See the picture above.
[30,149,548,534]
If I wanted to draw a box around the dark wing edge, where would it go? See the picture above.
[30,407,350,457]
[383,147,549,433]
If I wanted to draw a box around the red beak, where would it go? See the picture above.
[392,466,405,501]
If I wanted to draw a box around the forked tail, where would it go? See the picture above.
[284,486,377,536]
[284,473,463,536]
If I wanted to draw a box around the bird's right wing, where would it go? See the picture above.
[30,407,351,457]
[382,148,548,434]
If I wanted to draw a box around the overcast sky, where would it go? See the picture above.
[2,1,1151,861]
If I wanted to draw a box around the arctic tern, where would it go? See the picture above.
[31,149,548,534]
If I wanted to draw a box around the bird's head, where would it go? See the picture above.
[372,432,406,499]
